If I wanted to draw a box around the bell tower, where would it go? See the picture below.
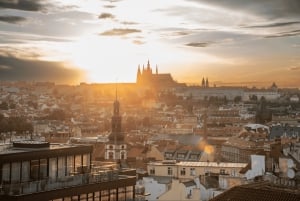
[105,88,127,161]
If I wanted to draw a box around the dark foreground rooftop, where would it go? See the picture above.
[210,181,300,201]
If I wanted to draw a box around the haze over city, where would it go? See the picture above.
[0,0,299,87]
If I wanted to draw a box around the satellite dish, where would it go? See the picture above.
[287,168,295,179]
[287,159,294,168]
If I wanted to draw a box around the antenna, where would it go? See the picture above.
[115,77,118,101]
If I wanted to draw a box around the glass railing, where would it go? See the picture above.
[0,169,120,196]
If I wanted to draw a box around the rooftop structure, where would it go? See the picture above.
[0,140,136,201]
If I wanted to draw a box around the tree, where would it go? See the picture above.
[234,96,242,103]
[0,101,8,110]
[47,109,66,121]
[0,116,33,134]
[250,95,258,102]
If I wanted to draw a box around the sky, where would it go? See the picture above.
[0,0,299,87]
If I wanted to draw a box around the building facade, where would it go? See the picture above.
[0,141,136,201]
[147,160,247,181]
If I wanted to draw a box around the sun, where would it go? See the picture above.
[64,35,141,83]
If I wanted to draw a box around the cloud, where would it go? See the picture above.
[187,0,300,19]
[0,15,26,24]
[100,28,141,36]
[132,40,145,45]
[103,5,116,8]
[0,64,11,70]
[240,21,300,38]
[0,54,84,84]
[292,44,300,48]
[0,0,45,11]
[174,31,191,36]
[102,0,122,2]
[265,29,300,38]
[121,21,138,25]
[98,12,115,19]
[241,21,300,28]
[288,66,300,71]
[185,42,213,48]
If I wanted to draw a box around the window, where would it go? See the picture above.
[109,152,114,159]
[165,153,173,158]
[75,155,82,173]
[121,152,125,159]
[83,154,89,166]
[11,162,21,182]
[167,167,173,176]
[66,155,74,175]
[39,159,47,179]
[21,161,30,182]
[30,160,39,180]
[49,157,57,179]
[150,168,155,175]
[220,169,226,175]
[180,168,186,176]
[2,163,10,182]
[177,153,185,159]
[58,156,65,177]
[190,168,195,176]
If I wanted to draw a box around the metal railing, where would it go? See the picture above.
[1,168,119,196]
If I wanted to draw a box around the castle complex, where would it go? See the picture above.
[136,60,184,88]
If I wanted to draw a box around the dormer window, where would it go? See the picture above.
[177,153,185,159]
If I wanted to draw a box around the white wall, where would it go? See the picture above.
[143,177,169,201]
[245,155,265,180]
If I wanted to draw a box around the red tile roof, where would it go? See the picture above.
[210,181,300,201]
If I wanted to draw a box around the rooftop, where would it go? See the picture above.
[0,140,91,156]
[149,161,247,168]
[210,181,300,201]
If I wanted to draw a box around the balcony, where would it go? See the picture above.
[0,168,120,196]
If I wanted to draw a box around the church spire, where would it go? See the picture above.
[156,65,158,74]
[114,84,119,115]
[201,77,205,88]
[206,77,209,88]
[147,59,150,70]
[136,65,141,83]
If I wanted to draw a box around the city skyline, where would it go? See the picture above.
[0,0,299,87]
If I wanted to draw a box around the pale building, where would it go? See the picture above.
[147,160,248,181]
[243,90,280,101]
[244,155,266,180]
[157,179,200,201]
[141,177,171,201]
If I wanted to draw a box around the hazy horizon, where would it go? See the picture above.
[0,0,299,87]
